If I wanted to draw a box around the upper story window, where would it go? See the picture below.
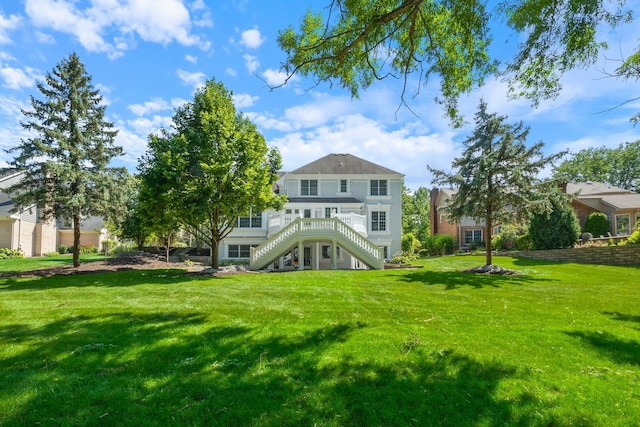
[371,211,387,231]
[340,179,348,193]
[301,179,318,196]
[370,179,388,196]
[237,209,262,228]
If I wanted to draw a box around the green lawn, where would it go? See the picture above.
[1,256,638,426]
[0,253,105,273]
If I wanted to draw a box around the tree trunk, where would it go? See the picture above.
[485,214,493,266]
[211,240,219,269]
[73,212,81,268]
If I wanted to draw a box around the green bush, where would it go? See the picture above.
[0,248,24,259]
[388,253,416,264]
[529,199,581,250]
[620,223,640,245]
[101,239,117,254]
[44,251,60,257]
[58,244,68,254]
[401,233,422,255]
[492,224,523,251]
[79,244,98,254]
[584,212,610,237]
[516,234,533,251]
[434,234,457,255]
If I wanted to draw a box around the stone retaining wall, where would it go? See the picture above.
[511,245,640,267]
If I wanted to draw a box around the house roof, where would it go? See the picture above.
[566,182,632,196]
[289,153,402,176]
[590,194,640,210]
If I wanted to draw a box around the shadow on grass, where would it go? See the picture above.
[565,330,640,365]
[0,268,211,291]
[0,311,564,426]
[399,268,550,290]
[602,311,640,325]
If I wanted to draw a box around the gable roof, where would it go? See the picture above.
[289,153,402,176]
[566,182,632,196]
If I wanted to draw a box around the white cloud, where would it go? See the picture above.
[185,54,197,63]
[176,68,206,89]
[243,54,259,73]
[0,11,21,44]
[225,67,237,77]
[261,68,291,87]
[233,93,258,109]
[0,65,41,90]
[24,0,211,59]
[129,97,186,116]
[240,28,264,49]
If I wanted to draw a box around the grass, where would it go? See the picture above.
[0,255,639,426]
[0,253,106,273]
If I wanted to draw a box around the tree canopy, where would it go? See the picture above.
[138,79,285,268]
[552,140,640,192]
[428,100,564,266]
[3,52,126,267]
[278,0,637,124]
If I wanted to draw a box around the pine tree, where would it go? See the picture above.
[4,53,125,267]
[428,100,564,267]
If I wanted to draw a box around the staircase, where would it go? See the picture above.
[250,218,384,270]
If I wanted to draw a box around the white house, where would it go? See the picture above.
[221,153,404,270]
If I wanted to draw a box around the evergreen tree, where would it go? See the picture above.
[4,53,125,267]
[428,100,564,267]
[529,198,581,250]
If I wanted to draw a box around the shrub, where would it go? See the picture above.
[78,244,98,254]
[101,239,117,254]
[44,251,60,257]
[58,244,68,254]
[0,248,24,259]
[434,234,457,255]
[388,253,416,264]
[492,224,523,251]
[620,223,640,245]
[401,233,422,255]
[584,212,610,237]
[516,234,533,251]
[529,199,581,250]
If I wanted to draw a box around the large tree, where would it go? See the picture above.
[402,185,430,245]
[4,53,125,267]
[552,141,640,192]
[428,100,564,267]
[139,79,285,268]
[278,0,636,124]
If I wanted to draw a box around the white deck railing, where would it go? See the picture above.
[268,212,367,236]
[250,217,383,270]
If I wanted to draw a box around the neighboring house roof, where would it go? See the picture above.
[289,153,402,175]
[578,194,640,211]
[567,182,632,196]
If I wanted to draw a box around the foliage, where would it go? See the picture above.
[401,233,422,255]
[552,141,640,192]
[584,212,611,237]
[422,234,458,256]
[101,240,117,254]
[44,252,60,257]
[139,79,285,268]
[620,223,640,245]
[78,244,98,254]
[278,0,636,124]
[528,198,581,250]
[109,175,151,250]
[3,53,127,267]
[402,186,430,245]
[492,224,525,251]
[429,100,564,265]
[0,248,24,259]
[388,253,417,264]
[515,234,533,250]
[57,244,68,255]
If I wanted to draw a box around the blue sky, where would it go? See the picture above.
[0,0,639,190]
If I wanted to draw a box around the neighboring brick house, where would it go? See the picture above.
[0,170,108,256]
[566,182,640,236]
[222,153,404,270]
[430,182,640,248]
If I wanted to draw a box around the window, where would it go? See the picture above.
[371,211,387,231]
[322,245,341,259]
[237,210,262,228]
[325,207,338,218]
[370,180,388,196]
[228,244,255,258]
[340,179,348,193]
[380,246,388,259]
[616,214,630,235]
[464,229,483,245]
[301,179,318,196]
